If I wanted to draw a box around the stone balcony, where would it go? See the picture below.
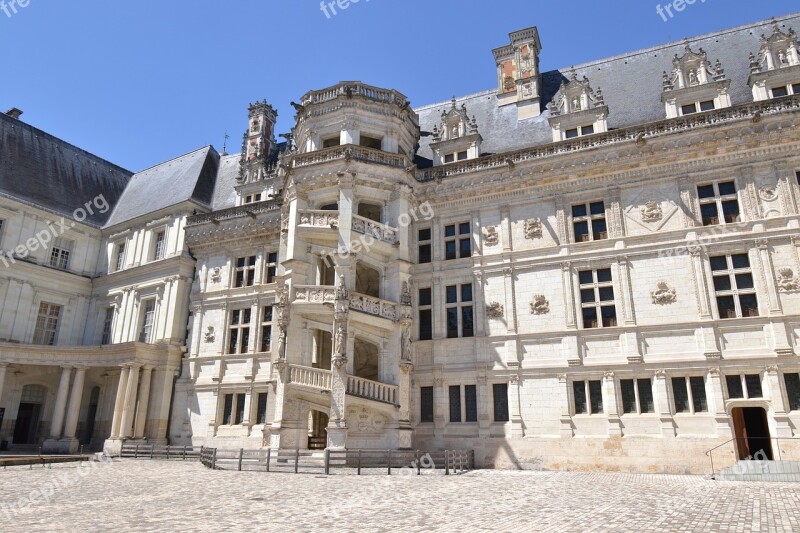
[348,292,399,322]
[293,285,336,305]
[290,144,410,172]
[285,363,398,406]
[352,215,399,246]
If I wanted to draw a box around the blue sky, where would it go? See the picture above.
[1,0,797,171]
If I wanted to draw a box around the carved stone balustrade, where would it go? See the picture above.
[293,285,337,304]
[349,292,399,321]
[351,215,399,245]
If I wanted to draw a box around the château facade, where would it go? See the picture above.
[1,14,800,472]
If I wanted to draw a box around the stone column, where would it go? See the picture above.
[766,365,792,437]
[653,370,676,438]
[120,364,141,439]
[153,366,176,443]
[62,367,87,441]
[49,367,73,439]
[398,361,414,449]
[0,363,8,407]
[133,366,154,439]
[603,372,622,437]
[509,375,524,438]
[109,366,130,438]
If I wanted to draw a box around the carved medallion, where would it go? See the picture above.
[640,201,663,223]
[530,295,550,315]
[486,302,504,319]
[523,218,543,239]
[651,281,677,304]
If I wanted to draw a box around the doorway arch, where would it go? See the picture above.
[13,384,47,445]
[307,410,329,450]
[730,406,773,460]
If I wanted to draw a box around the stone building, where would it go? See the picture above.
[2,14,800,472]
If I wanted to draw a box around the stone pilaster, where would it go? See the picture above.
[603,372,622,437]
[109,366,130,439]
[653,370,676,438]
[120,364,141,439]
[706,367,731,437]
[61,367,86,443]
[134,365,154,439]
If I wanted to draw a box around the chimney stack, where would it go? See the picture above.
[5,108,23,120]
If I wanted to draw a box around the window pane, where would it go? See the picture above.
[739,294,759,317]
[772,86,789,97]
[459,238,471,258]
[461,284,473,302]
[573,381,587,414]
[745,374,763,398]
[419,229,431,241]
[449,386,462,423]
[726,375,744,399]
[223,394,234,425]
[445,225,456,237]
[582,307,598,329]
[418,244,431,264]
[592,219,607,240]
[420,387,434,422]
[735,273,754,290]
[235,394,246,425]
[621,379,637,414]
[566,128,579,139]
[419,310,433,341]
[228,330,238,354]
[785,374,800,411]
[459,223,470,235]
[588,381,604,414]
[637,379,654,413]
[673,378,690,413]
[573,221,590,242]
[596,269,612,283]
[601,306,618,328]
[461,307,474,338]
[731,254,750,269]
[721,200,740,223]
[578,270,593,285]
[713,275,732,292]
[571,204,587,218]
[589,201,605,215]
[256,393,268,425]
[465,385,477,422]
[419,288,432,306]
[700,203,719,226]
[716,296,736,319]
[717,181,737,196]
[582,124,594,135]
[580,288,596,304]
[446,286,458,304]
[690,377,708,412]
[598,287,614,302]
[710,256,728,271]
[681,103,697,115]
[493,384,509,422]
[700,100,715,111]
[697,184,715,199]
[445,241,456,260]
[446,308,459,338]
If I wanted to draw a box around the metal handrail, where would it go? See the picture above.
[705,436,796,477]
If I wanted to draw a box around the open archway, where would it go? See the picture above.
[356,262,380,298]
[353,339,380,382]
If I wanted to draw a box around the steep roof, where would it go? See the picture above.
[105,146,220,227]
[414,13,800,160]
[0,112,132,226]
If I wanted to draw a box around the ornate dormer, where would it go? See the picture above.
[661,42,730,118]
[429,98,482,165]
[748,19,800,101]
[492,26,543,120]
[237,100,278,185]
[547,72,608,142]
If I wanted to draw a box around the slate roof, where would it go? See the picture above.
[104,146,219,227]
[0,112,132,226]
[414,13,800,160]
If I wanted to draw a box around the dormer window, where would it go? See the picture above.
[748,19,800,102]
[243,193,262,205]
[547,72,608,142]
[429,98,482,166]
[662,43,730,119]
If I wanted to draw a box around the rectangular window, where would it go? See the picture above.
[418,229,432,264]
[785,373,800,411]
[234,256,257,288]
[793,83,800,95]
[256,393,269,424]
[457,150,468,161]
[444,153,455,163]
[588,380,604,414]
[228,308,251,354]
[260,306,273,352]
[744,374,763,398]
[772,85,789,98]
[565,128,579,139]
[699,100,715,111]
[322,136,340,148]
[493,383,509,422]
[726,375,744,399]
[418,288,432,341]
[223,394,234,425]
[152,231,166,261]
[445,283,473,338]
[681,103,698,115]
[360,135,382,150]
[710,254,758,319]
[698,181,740,226]
[464,385,477,422]
[690,376,708,413]
[572,201,607,242]
[265,252,278,283]
[33,302,61,345]
[449,385,462,423]
[49,238,72,270]
[573,380,603,415]
[672,377,691,413]
[235,394,246,425]
[420,387,434,423]
[620,378,654,414]
[579,268,616,329]
[444,222,471,260]
[101,307,114,345]
[139,300,156,343]
[114,241,126,272]
[581,124,594,135]
[573,381,588,414]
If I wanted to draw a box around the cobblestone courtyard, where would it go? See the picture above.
[2,459,800,532]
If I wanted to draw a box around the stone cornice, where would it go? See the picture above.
[0,340,182,368]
